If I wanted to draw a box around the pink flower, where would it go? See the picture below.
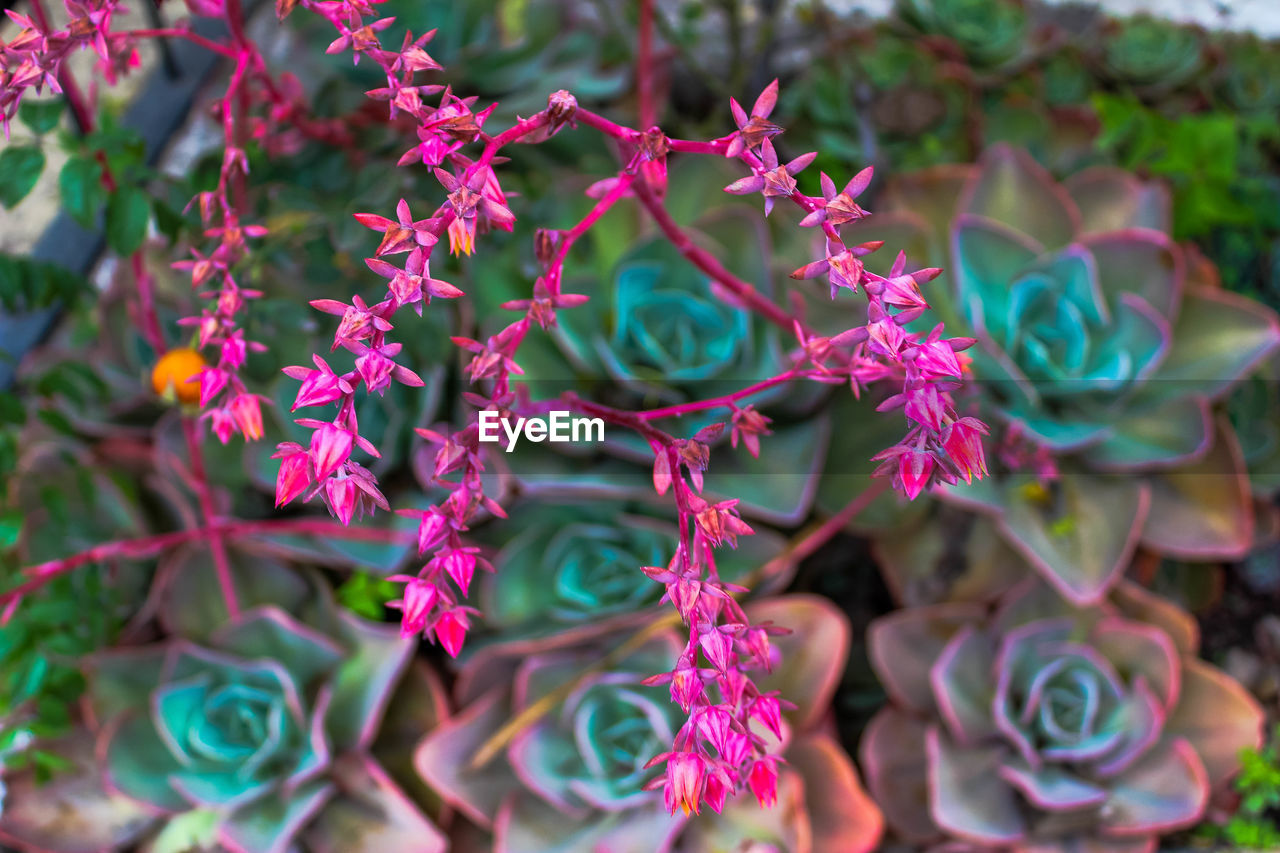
[747,757,779,808]
[944,417,990,483]
[899,447,935,500]
[389,577,438,638]
[441,548,477,597]
[326,475,357,525]
[229,394,263,441]
[272,443,311,507]
[434,608,470,657]
[285,355,346,410]
[663,752,706,816]
[310,423,354,480]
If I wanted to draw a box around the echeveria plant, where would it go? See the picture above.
[0,563,446,853]
[416,596,882,853]
[894,0,1031,72]
[1095,15,1206,95]
[861,576,1264,850]
[838,145,1280,603]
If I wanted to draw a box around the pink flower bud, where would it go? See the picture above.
[434,608,470,657]
[442,548,477,597]
[747,757,779,808]
[229,394,263,441]
[198,367,229,408]
[311,423,354,480]
[943,417,989,484]
[274,446,311,507]
[750,695,783,740]
[326,476,357,525]
[396,578,438,638]
[699,627,733,672]
[899,447,935,500]
[663,752,706,817]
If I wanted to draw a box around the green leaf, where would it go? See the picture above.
[60,155,106,229]
[0,146,46,208]
[0,509,20,550]
[18,99,64,135]
[106,188,149,255]
[149,809,220,853]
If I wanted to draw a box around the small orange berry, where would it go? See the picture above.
[151,348,206,405]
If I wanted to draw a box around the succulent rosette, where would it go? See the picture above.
[1214,33,1280,114]
[831,145,1280,604]
[894,0,1031,72]
[471,498,790,647]
[1094,15,1206,95]
[415,596,881,853]
[861,576,1264,851]
[0,552,447,853]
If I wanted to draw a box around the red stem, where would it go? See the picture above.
[131,254,165,352]
[638,0,655,128]
[638,369,801,420]
[757,478,890,577]
[114,28,238,58]
[181,417,240,620]
[632,181,798,333]
[2,518,413,611]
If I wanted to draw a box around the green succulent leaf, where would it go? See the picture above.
[0,145,45,208]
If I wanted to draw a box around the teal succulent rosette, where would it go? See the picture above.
[471,498,791,648]
[894,0,1030,71]
[0,551,447,853]
[416,597,882,853]
[831,145,1280,604]
[861,576,1263,851]
[1095,14,1206,95]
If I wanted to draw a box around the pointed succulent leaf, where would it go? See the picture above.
[960,145,1077,250]
[1140,421,1253,559]
[1099,739,1207,835]
[323,609,414,752]
[859,710,937,843]
[1084,396,1211,470]
[1148,288,1280,400]
[747,595,850,729]
[0,732,158,852]
[211,606,345,689]
[101,713,190,812]
[496,791,683,853]
[1064,168,1171,236]
[302,755,448,853]
[927,728,1026,844]
[218,779,335,853]
[868,603,983,715]
[1163,658,1265,787]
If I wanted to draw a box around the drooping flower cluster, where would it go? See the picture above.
[0,0,133,137]
[264,1,988,819]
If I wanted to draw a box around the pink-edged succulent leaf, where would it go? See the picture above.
[1140,420,1253,559]
[1083,396,1212,471]
[1147,287,1280,401]
[302,754,448,853]
[83,645,168,724]
[1162,658,1265,787]
[372,660,452,815]
[495,791,683,853]
[746,595,850,730]
[414,687,525,827]
[927,727,1026,845]
[872,511,1027,606]
[1097,738,1207,836]
[218,778,335,853]
[1063,168,1172,236]
[867,603,984,715]
[930,626,999,744]
[154,544,313,642]
[997,473,1150,605]
[0,731,158,853]
[958,145,1078,251]
[323,608,415,752]
[101,713,190,812]
[859,710,938,843]
[1080,230,1182,320]
[210,606,346,689]
[785,733,884,852]
[1109,581,1199,657]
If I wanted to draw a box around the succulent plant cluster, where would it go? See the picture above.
[1,0,1279,851]
[862,576,1264,851]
